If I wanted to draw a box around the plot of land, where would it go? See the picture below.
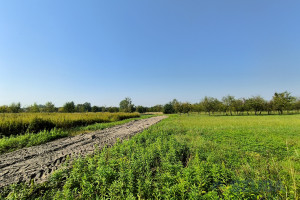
[0,116,166,188]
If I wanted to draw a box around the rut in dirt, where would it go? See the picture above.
[0,116,167,188]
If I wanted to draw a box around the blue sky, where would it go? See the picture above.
[0,0,299,107]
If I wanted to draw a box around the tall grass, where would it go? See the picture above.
[0,112,140,137]
[0,115,151,154]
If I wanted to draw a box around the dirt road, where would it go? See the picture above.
[0,116,166,188]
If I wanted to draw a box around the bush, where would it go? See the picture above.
[163,103,175,114]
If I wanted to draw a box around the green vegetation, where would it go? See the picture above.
[119,97,135,113]
[1,91,299,116]
[0,129,68,154]
[0,115,153,154]
[164,91,300,115]
[2,114,299,199]
[0,112,140,137]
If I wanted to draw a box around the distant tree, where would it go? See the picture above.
[294,98,300,113]
[201,97,219,115]
[222,95,235,115]
[76,104,85,112]
[100,106,107,112]
[148,105,163,112]
[44,102,56,112]
[218,102,227,115]
[163,103,175,114]
[171,99,182,114]
[272,91,295,114]
[107,107,119,113]
[212,99,222,114]
[232,99,244,115]
[264,100,274,115]
[63,101,75,113]
[0,105,9,113]
[191,103,203,114]
[119,97,134,112]
[28,103,40,113]
[182,102,191,115]
[137,106,147,113]
[76,102,91,112]
[247,96,265,115]
[83,102,92,112]
[91,106,101,112]
[9,102,21,113]
[244,98,252,115]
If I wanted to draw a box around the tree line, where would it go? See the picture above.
[0,98,158,114]
[163,91,300,115]
[0,101,119,113]
[0,92,299,115]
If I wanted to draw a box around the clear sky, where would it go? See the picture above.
[0,0,299,107]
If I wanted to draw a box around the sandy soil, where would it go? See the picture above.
[0,116,166,188]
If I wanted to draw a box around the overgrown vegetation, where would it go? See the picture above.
[2,114,299,199]
[0,115,153,154]
[0,112,140,137]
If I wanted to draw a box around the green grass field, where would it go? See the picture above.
[1,114,299,199]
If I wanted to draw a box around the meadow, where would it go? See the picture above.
[1,114,299,199]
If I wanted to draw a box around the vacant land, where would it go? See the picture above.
[1,114,299,199]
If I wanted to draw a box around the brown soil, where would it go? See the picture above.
[0,116,166,188]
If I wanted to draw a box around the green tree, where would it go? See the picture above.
[201,97,219,115]
[171,99,181,114]
[265,101,274,115]
[63,101,75,113]
[44,102,56,112]
[222,95,235,115]
[272,91,295,114]
[294,98,300,113]
[247,96,265,115]
[107,107,119,113]
[137,106,147,113]
[119,97,134,112]
[9,102,21,113]
[163,103,175,114]
[91,106,101,112]
[76,104,85,112]
[0,105,9,113]
[28,103,40,113]
[83,102,92,112]
[232,99,244,115]
[182,102,191,115]
[149,105,163,112]
[191,103,203,114]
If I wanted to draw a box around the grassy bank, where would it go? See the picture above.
[1,114,299,199]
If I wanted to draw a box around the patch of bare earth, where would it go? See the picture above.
[0,116,167,188]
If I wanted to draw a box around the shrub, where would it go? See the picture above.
[163,103,175,114]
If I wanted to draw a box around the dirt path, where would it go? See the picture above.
[0,116,167,188]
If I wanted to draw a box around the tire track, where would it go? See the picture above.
[0,116,166,188]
